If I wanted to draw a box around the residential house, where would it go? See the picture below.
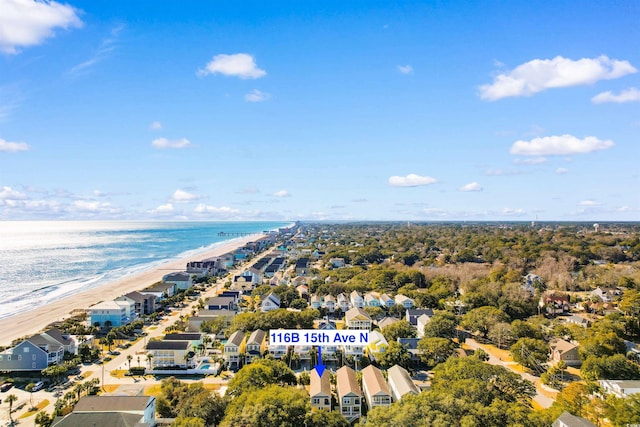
[330,258,345,268]
[398,338,422,363]
[224,331,246,368]
[140,282,177,301]
[366,330,389,361]
[350,291,364,309]
[387,364,420,401]
[42,328,76,354]
[362,365,393,408]
[310,370,332,411]
[310,295,323,310]
[565,314,591,328]
[365,292,381,307]
[599,380,640,398]
[323,295,336,313]
[261,293,281,312]
[146,341,192,368]
[295,258,310,276]
[187,309,234,333]
[52,395,156,427]
[552,411,596,427]
[395,294,415,309]
[336,366,363,422]
[162,271,192,290]
[296,284,309,300]
[591,286,622,303]
[245,330,266,364]
[232,275,254,292]
[550,339,581,366]
[0,340,49,371]
[316,319,339,361]
[523,274,543,295]
[540,292,570,315]
[377,317,399,329]
[379,293,395,309]
[406,309,434,327]
[90,300,135,328]
[337,293,351,312]
[116,291,156,316]
[345,308,372,330]
[206,296,236,311]
[416,314,432,338]
[163,333,202,354]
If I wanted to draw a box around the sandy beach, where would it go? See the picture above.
[0,235,257,346]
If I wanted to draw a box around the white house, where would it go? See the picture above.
[337,293,351,312]
[362,365,392,408]
[310,295,323,310]
[261,293,281,312]
[336,366,363,422]
[387,365,420,401]
[379,294,395,309]
[323,295,336,313]
[162,271,192,291]
[350,291,364,309]
[310,370,332,411]
[395,294,415,309]
[599,380,640,398]
[416,314,432,338]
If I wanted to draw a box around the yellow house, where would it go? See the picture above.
[366,330,389,360]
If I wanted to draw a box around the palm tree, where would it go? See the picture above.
[127,354,133,371]
[137,355,141,367]
[6,393,18,423]
[146,353,154,369]
[35,411,51,427]
[26,382,35,408]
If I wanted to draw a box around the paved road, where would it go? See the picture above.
[465,338,555,408]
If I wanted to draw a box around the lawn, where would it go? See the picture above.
[19,399,50,418]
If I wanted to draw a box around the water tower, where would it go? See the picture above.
[593,223,600,233]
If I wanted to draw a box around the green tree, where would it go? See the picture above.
[26,382,36,408]
[461,306,510,338]
[417,337,456,367]
[171,418,205,427]
[510,338,548,371]
[581,354,640,380]
[421,312,458,339]
[220,385,309,427]
[35,411,53,427]
[377,341,412,370]
[6,393,18,423]
[305,410,351,427]
[381,320,416,342]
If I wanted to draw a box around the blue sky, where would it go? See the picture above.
[0,0,638,221]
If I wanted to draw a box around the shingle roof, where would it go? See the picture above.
[226,331,245,347]
[362,365,390,396]
[387,365,419,399]
[73,396,153,412]
[310,369,331,397]
[336,366,361,398]
[146,341,189,350]
[51,412,146,427]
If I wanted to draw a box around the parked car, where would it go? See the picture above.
[0,382,13,392]
[32,381,45,392]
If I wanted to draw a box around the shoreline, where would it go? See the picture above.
[0,234,258,346]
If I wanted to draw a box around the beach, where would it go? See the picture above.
[0,235,257,346]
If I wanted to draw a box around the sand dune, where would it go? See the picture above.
[0,235,257,346]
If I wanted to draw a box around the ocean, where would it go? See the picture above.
[0,221,291,320]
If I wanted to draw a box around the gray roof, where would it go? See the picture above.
[552,411,597,427]
[226,331,245,347]
[247,330,266,346]
[163,333,202,341]
[52,412,147,427]
[164,272,191,281]
[146,341,189,350]
[387,365,420,399]
[73,396,153,412]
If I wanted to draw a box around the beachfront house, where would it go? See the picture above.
[90,300,136,328]
[362,365,393,409]
[336,366,363,422]
[140,282,177,301]
[116,291,157,316]
[162,271,193,290]
[387,365,420,401]
[310,370,332,411]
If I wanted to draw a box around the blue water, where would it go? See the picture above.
[0,221,291,319]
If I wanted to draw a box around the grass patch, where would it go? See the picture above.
[81,371,93,378]
[480,343,512,361]
[531,400,544,411]
[110,370,127,378]
[144,384,163,397]
[101,384,120,393]
[148,326,157,330]
[203,383,221,392]
[19,399,50,418]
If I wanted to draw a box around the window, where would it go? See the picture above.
[18,355,22,360]
[32,362,37,368]
[312,398,320,405]
[24,347,30,353]
[32,354,36,360]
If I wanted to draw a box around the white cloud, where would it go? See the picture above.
[194,204,239,214]
[149,121,163,131]
[197,53,266,79]
[0,0,83,54]
[272,190,290,197]
[72,200,112,212]
[0,138,30,152]
[389,174,438,187]
[513,157,548,165]
[245,89,271,102]
[397,65,413,74]
[0,186,26,200]
[459,182,483,192]
[501,207,526,216]
[150,203,174,214]
[556,167,569,175]
[591,87,640,104]
[151,137,191,149]
[510,135,614,156]
[579,200,601,206]
[479,55,637,100]
[484,168,525,176]
[171,189,198,202]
